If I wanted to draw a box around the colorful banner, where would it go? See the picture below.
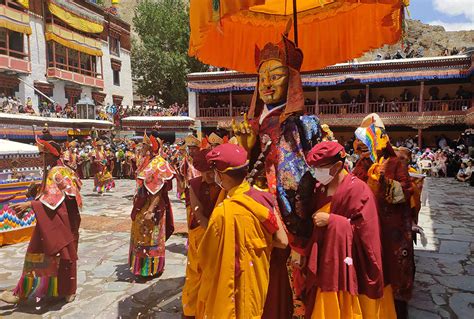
[0,127,67,140]
[0,180,38,246]
[0,4,32,35]
[45,23,103,56]
[188,68,473,93]
[15,0,29,9]
[48,0,104,34]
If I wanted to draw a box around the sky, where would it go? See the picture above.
[409,0,474,31]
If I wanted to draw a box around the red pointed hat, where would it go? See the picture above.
[205,143,248,172]
[306,141,346,167]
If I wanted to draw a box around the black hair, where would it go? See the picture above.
[150,130,160,138]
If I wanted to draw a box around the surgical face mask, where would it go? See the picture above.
[314,167,334,185]
[214,171,223,189]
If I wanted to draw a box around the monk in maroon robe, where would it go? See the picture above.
[0,136,82,304]
[302,141,395,318]
[355,114,415,319]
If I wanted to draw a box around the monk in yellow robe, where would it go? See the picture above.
[182,148,223,318]
[196,143,288,319]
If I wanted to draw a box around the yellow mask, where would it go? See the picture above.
[375,127,389,151]
[258,59,289,105]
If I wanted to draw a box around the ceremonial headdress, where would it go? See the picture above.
[306,141,346,167]
[360,113,385,129]
[36,136,61,157]
[206,143,249,173]
[143,130,161,154]
[249,25,305,124]
[184,134,200,148]
[356,113,394,159]
[207,132,224,146]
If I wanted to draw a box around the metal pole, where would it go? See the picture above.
[292,0,298,47]
[17,77,55,104]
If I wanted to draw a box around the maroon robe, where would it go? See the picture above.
[375,155,414,302]
[303,173,384,318]
[131,180,174,240]
[245,186,293,319]
[14,196,81,297]
[352,155,372,182]
[185,177,220,230]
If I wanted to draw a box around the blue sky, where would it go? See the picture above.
[408,0,474,31]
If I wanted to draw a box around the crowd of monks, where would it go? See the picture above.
[0,32,425,319]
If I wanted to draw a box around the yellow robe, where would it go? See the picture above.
[182,189,226,317]
[196,181,274,319]
[310,196,396,319]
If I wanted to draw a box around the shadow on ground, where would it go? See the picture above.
[166,243,187,256]
[117,276,185,318]
[0,296,67,317]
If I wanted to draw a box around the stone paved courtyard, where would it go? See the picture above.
[0,177,473,318]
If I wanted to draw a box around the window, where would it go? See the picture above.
[113,69,120,86]
[109,34,120,57]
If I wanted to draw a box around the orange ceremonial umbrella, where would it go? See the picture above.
[189,0,409,73]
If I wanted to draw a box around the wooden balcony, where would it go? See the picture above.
[197,99,473,128]
[47,66,104,89]
[0,29,30,74]
[0,51,30,73]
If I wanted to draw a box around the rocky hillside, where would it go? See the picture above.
[359,19,474,61]
[102,0,137,26]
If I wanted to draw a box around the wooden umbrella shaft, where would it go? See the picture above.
[293,0,298,46]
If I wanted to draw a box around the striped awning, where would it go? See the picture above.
[45,23,103,56]
[48,0,104,34]
[188,68,474,93]
[0,4,32,35]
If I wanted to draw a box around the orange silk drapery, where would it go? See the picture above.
[189,0,405,72]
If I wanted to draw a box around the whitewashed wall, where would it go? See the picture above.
[15,14,133,109]
[101,40,133,107]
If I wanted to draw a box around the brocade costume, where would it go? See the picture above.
[13,164,82,299]
[128,155,175,276]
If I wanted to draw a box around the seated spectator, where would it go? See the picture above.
[400,88,413,101]
[451,47,459,55]
[456,162,472,182]
[394,50,404,59]
[390,98,400,112]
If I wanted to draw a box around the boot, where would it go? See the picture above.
[0,290,20,304]
[64,294,76,303]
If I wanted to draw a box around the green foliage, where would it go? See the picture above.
[132,0,207,106]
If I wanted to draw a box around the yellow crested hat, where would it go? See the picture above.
[207,132,223,146]
[360,113,385,129]
[185,134,200,147]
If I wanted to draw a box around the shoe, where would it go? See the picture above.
[0,290,20,304]
[64,294,76,303]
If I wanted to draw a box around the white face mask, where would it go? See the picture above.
[214,171,224,189]
[314,167,334,185]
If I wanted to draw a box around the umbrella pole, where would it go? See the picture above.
[292,0,298,46]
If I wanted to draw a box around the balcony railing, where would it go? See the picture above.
[197,99,472,118]
[0,44,30,73]
[423,99,469,112]
[48,61,100,78]
[199,107,230,117]
[369,101,419,113]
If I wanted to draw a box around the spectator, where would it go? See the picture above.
[456,162,472,182]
